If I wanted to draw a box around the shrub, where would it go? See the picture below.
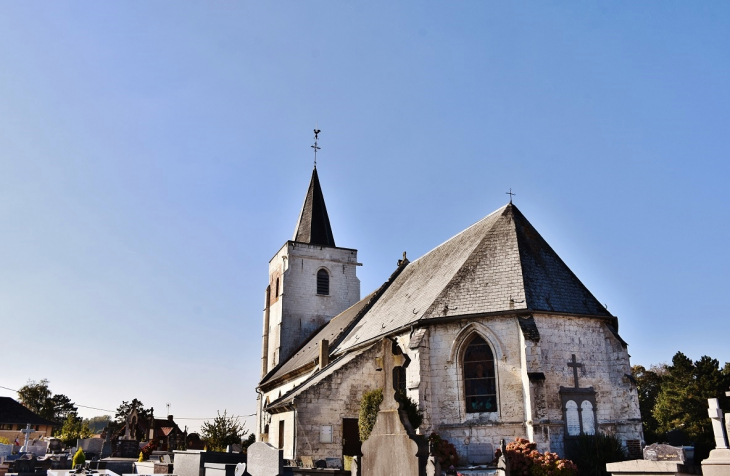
[495,438,577,476]
[396,390,424,430]
[139,440,157,461]
[428,432,459,468]
[570,433,627,476]
[358,388,424,441]
[72,448,85,468]
[358,388,383,441]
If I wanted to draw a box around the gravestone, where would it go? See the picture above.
[643,443,685,462]
[48,439,62,454]
[25,441,47,456]
[0,443,13,458]
[325,458,341,469]
[234,462,246,476]
[701,393,730,476]
[13,454,37,473]
[78,438,105,458]
[361,338,428,476]
[118,439,140,458]
[19,424,35,453]
[246,442,282,476]
[466,443,493,465]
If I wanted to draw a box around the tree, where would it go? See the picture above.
[17,379,77,423]
[200,410,248,452]
[632,364,666,444]
[114,399,153,423]
[17,379,53,417]
[59,413,93,445]
[653,352,730,461]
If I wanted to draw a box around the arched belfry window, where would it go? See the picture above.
[317,269,329,295]
[463,335,497,413]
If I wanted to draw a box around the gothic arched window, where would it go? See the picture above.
[317,269,329,295]
[463,335,497,413]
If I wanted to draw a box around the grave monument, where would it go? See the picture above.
[361,338,428,476]
[701,391,730,476]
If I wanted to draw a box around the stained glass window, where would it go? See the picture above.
[463,335,497,413]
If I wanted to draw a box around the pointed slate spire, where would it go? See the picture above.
[293,167,336,247]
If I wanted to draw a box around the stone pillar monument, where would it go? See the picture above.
[361,338,427,476]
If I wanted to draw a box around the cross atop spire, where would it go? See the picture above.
[506,188,516,204]
[311,128,321,168]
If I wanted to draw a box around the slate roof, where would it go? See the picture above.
[292,167,336,247]
[265,203,616,394]
[335,203,611,352]
[0,397,59,426]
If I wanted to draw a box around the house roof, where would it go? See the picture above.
[292,167,336,247]
[0,397,59,426]
[265,203,616,394]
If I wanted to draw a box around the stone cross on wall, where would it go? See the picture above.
[567,354,583,388]
[20,424,34,452]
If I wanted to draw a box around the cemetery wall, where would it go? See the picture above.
[290,344,381,461]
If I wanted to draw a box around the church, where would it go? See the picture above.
[255,153,643,463]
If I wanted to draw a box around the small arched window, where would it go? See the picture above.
[463,335,497,413]
[275,278,280,296]
[317,269,329,295]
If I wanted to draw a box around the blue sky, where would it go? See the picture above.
[0,2,728,431]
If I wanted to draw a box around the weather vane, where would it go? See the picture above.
[506,188,516,204]
[311,128,321,168]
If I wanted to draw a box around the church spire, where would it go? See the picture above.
[293,132,336,247]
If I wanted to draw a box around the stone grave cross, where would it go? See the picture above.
[379,339,406,411]
[20,424,35,452]
[567,354,583,388]
[708,399,728,449]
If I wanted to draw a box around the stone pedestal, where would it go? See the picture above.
[701,448,730,476]
[606,460,701,476]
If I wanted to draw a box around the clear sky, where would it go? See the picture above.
[0,2,728,432]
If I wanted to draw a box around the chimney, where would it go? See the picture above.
[319,339,329,369]
[167,415,174,421]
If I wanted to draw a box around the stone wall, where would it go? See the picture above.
[263,241,360,374]
[291,344,381,461]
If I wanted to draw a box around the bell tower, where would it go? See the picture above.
[261,132,361,376]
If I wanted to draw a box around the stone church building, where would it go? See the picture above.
[255,166,643,463]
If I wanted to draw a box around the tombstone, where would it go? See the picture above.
[642,443,685,462]
[117,439,140,458]
[246,442,283,476]
[78,438,105,458]
[361,338,428,476]
[0,443,13,460]
[701,393,730,476]
[13,454,37,473]
[234,462,246,476]
[325,458,341,469]
[466,443,493,465]
[19,424,35,453]
[48,439,63,454]
[25,441,48,457]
